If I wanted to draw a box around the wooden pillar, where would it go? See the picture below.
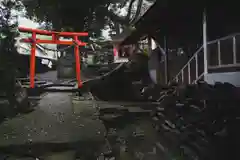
[148,36,152,55]
[30,32,36,88]
[154,39,161,84]
[74,36,82,88]
[164,36,169,84]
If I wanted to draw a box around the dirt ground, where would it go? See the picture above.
[0,71,106,158]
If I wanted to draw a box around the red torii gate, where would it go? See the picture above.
[18,27,88,88]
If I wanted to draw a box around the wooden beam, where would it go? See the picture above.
[19,27,88,37]
[20,38,87,46]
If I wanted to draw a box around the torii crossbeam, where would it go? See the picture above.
[18,27,88,88]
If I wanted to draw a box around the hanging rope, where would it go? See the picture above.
[23,38,85,60]
[26,38,79,52]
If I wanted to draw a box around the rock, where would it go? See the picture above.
[151,82,240,159]
[82,53,151,101]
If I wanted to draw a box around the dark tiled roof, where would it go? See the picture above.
[111,27,133,43]
[119,1,240,47]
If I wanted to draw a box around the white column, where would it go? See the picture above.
[203,9,208,75]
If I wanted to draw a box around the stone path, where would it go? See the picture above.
[0,71,106,157]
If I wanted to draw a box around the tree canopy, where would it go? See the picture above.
[0,0,21,69]
[22,0,155,37]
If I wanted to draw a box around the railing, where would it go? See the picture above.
[208,33,240,70]
[172,33,240,84]
[173,46,204,84]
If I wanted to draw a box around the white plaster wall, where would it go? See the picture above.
[148,38,163,84]
[204,72,240,86]
[16,33,58,60]
[17,44,58,60]
[148,50,160,84]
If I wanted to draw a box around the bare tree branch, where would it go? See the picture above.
[126,0,135,22]
[131,0,143,24]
